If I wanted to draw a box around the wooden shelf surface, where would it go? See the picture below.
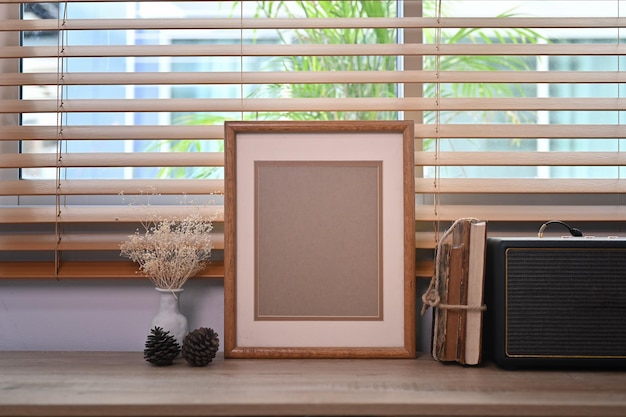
[0,351,625,417]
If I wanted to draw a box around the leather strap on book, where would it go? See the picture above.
[421,284,486,313]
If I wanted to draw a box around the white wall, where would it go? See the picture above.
[1,278,432,352]
[0,279,224,351]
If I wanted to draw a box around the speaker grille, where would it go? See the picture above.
[506,248,626,358]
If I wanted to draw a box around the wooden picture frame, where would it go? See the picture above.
[224,120,415,359]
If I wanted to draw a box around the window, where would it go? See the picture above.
[1,1,625,279]
[417,0,626,249]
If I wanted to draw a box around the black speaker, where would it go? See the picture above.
[486,237,626,369]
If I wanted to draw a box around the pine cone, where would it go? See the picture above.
[182,327,220,367]
[144,326,181,366]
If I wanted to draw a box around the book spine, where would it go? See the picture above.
[464,221,487,365]
[444,242,465,362]
[451,220,471,363]
[432,243,451,361]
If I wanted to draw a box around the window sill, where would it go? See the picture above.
[0,260,437,280]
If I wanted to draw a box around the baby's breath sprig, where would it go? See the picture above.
[120,204,213,290]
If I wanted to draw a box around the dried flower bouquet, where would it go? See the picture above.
[120,212,213,290]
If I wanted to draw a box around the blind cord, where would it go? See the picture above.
[240,3,244,121]
[55,0,69,277]
[433,0,442,244]
[618,0,622,229]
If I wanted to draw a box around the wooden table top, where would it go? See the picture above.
[1,351,625,417]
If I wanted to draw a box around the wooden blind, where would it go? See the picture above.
[421,1,626,254]
[1,1,624,279]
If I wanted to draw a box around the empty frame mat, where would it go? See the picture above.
[255,161,382,320]
[224,120,415,359]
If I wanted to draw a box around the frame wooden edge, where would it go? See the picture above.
[222,119,414,135]
[224,122,238,358]
[223,120,416,359]
[402,121,417,357]
[226,346,415,360]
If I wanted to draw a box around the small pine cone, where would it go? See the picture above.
[182,327,220,367]
[144,326,180,366]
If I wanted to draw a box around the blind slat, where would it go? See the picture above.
[6,17,626,32]
[416,151,626,166]
[413,124,626,138]
[4,43,626,59]
[0,125,224,140]
[4,177,619,197]
[2,124,624,142]
[0,233,224,251]
[0,179,223,196]
[1,201,618,224]
[4,71,626,86]
[415,205,626,222]
[0,261,225,280]
[0,205,224,223]
[0,152,224,168]
[416,178,626,194]
[2,97,624,113]
[3,150,619,170]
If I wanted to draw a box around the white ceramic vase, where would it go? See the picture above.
[150,287,189,346]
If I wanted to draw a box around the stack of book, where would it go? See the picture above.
[427,218,487,365]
